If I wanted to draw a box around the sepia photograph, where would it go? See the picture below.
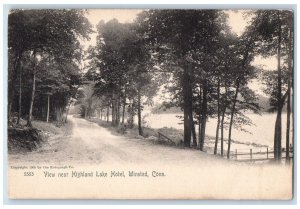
[6,7,294,200]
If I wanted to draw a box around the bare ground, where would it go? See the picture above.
[8,115,293,199]
[8,115,292,167]
[9,115,235,166]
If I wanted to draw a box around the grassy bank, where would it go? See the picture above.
[8,119,73,153]
[85,117,270,158]
[86,117,185,147]
[32,120,73,137]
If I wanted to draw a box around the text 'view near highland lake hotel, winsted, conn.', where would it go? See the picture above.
[7,8,294,199]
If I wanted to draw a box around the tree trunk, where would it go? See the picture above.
[116,97,120,126]
[274,12,282,161]
[197,86,202,149]
[197,119,201,149]
[65,100,72,123]
[112,95,119,126]
[56,107,63,122]
[84,107,87,119]
[214,79,221,155]
[286,81,291,163]
[106,105,109,123]
[114,98,117,126]
[291,19,294,158]
[112,99,115,126]
[199,80,208,151]
[274,110,282,160]
[122,98,126,125]
[128,100,134,129]
[46,95,50,123]
[286,20,293,164]
[8,52,22,120]
[220,106,226,157]
[17,66,22,125]
[88,99,92,119]
[291,31,294,163]
[137,87,143,136]
[191,117,197,147]
[27,67,36,127]
[183,68,192,147]
[227,81,240,159]
[189,83,196,147]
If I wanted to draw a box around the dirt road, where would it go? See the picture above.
[8,116,292,199]
[9,115,226,166]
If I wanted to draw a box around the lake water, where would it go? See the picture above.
[141,112,293,151]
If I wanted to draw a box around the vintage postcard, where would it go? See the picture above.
[7,7,294,200]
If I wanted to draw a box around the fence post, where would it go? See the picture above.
[235,149,237,160]
[250,149,252,162]
[267,147,268,159]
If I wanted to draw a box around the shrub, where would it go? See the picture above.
[117,124,127,134]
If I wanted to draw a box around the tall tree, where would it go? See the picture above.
[248,10,294,160]
[139,10,226,147]
[8,9,92,126]
[91,19,158,134]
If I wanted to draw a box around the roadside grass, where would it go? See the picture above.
[10,118,72,136]
[85,117,269,157]
[86,117,226,153]
[8,118,74,153]
[32,121,62,135]
[32,119,73,138]
[87,118,184,146]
